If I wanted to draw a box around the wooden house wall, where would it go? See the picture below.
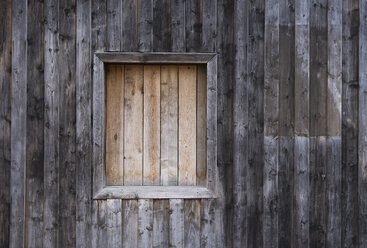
[0,0,366,247]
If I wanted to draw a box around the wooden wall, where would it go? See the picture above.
[0,0,366,247]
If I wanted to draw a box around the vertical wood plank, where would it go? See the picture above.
[138,199,153,248]
[184,200,200,248]
[169,199,184,248]
[91,0,107,53]
[122,0,137,51]
[170,0,185,51]
[263,0,279,246]
[76,0,92,246]
[359,0,367,245]
[153,0,171,51]
[106,199,122,248]
[106,65,125,185]
[341,0,359,246]
[200,199,215,248]
[294,0,310,246]
[138,0,153,52]
[246,0,264,247]
[144,65,161,185]
[216,0,234,247]
[124,65,144,185]
[327,0,342,247]
[153,200,170,248]
[122,200,138,248]
[0,0,12,246]
[185,0,201,52]
[309,136,327,248]
[201,0,217,52]
[10,0,27,247]
[107,0,122,51]
[233,0,248,246]
[92,201,107,248]
[310,0,327,136]
[278,1,295,247]
[294,137,309,248]
[196,65,207,186]
[59,1,77,247]
[178,65,197,186]
[160,65,178,186]
[43,0,59,246]
[26,0,44,247]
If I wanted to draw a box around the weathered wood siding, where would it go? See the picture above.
[1,0,366,247]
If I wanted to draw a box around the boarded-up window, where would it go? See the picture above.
[105,64,207,186]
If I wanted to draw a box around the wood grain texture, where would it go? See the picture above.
[153,0,171,51]
[169,199,184,248]
[106,199,122,248]
[0,0,11,246]
[178,65,197,186]
[342,0,359,247]
[170,0,185,52]
[233,0,248,246]
[107,0,122,51]
[160,65,178,186]
[153,200,169,248]
[122,200,138,248]
[106,65,125,185]
[184,200,200,248]
[200,199,215,248]
[201,0,216,52]
[76,0,92,247]
[196,65,207,186]
[124,65,144,185]
[138,0,153,52]
[144,65,161,185]
[359,0,367,246]
[43,0,59,246]
[138,199,153,248]
[26,0,44,247]
[11,0,28,247]
[122,0,137,51]
[58,0,77,246]
[92,201,107,248]
[185,0,201,52]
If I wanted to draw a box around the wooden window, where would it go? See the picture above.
[93,53,217,199]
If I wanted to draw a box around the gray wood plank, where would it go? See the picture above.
[341,0,359,246]
[107,199,122,248]
[326,137,342,248]
[278,136,293,248]
[138,199,153,248]
[310,0,327,136]
[200,199,215,248]
[91,0,107,52]
[309,137,327,248]
[170,0,185,52]
[153,200,169,248]
[25,0,44,247]
[233,0,248,246]
[201,0,217,52]
[294,137,309,248]
[92,200,107,248]
[107,0,122,51]
[169,199,184,248]
[153,0,171,51]
[359,0,367,245]
[138,0,153,52]
[122,0,137,51]
[43,0,59,246]
[216,0,234,247]
[10,0,27,247]
[122,200,138,248]
[184,200,200,248]
[246,0,265,247]
[185,0,201,52]
[76,0,92,247]
[263,1,279,246]
[0,1,12,247]
[58,0,77,247]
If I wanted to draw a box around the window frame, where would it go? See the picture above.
[93,52,217,199]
